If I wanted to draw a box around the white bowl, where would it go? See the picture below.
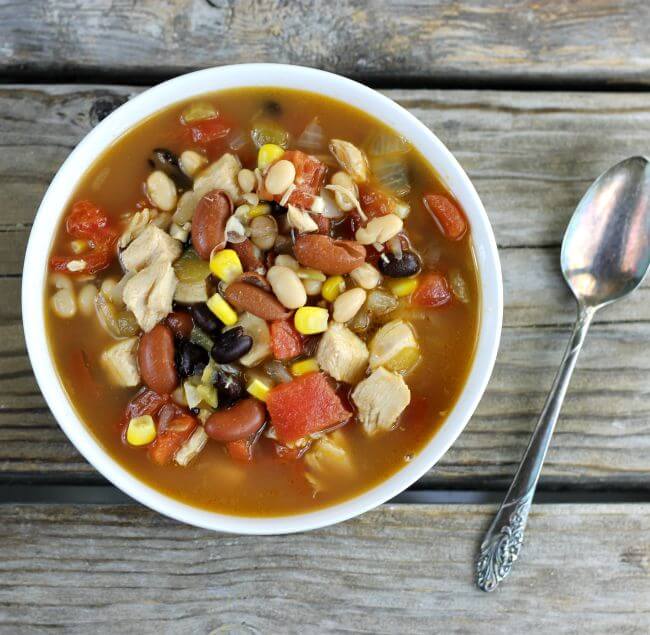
[23,64,502,534]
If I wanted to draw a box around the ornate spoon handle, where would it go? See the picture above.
[475,304,595,592]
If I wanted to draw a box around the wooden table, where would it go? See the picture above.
[2,2,649,632]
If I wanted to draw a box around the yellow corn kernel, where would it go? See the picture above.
[294,306,329,335]
[126,415,157,446]
[291,358,320,377]
[257,143,285,170]
[207,293,238,326]
[209,248,243,283]
[387,277,419,298]
[247,378,272,402]
[248,203,272,218]
[197,383,218,408]
[322,275,346,302]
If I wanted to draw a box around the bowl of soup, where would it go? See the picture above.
[23,64,502,533]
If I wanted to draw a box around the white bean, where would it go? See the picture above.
[250,215,278,250]
[267,265,307,309]
[333,288,366,323]
[51,288,77,319]
[302,278,323,296]
[173,190,198,225]
[179,150,207,178]
[355,214,403,245]
[146,170,177,211]
[274,254,299,270]
[237,168,257,193]
[101,278,118,297]
[350,262,382,289]
[50,272,73,292]
[78,284,98,316]
[265,160,295,195]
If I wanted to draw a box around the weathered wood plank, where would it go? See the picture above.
[3,85,650,250]
[2,1,650,85]
[0,503,648,633]
[6,273,650,486]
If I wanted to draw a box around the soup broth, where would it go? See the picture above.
[45,88,479,516]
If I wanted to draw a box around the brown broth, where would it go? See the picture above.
[45,87,480,516]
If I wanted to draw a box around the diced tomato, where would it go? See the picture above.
[123,388,169,424]
[270,320,303,360]
[227,437,254,462]
[423,193,468,240]
[49,200,118,274]
[411,271,452,308]
[188,117,231,144]
[266,372,351,444]
[359,185,395,220]
[148,409,197,466]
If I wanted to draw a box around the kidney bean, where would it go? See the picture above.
[191,189,232,260]
[138,324,178,394]
[210,327,253,363]
[190,303,223,335]
[229,238,264,271]
[238,271,272,293]
[165,311,194,339]
[205,398,266,442]
[223,280,291,321]
[215,368,246,406]
[175,339,209,378]
[378,251,421,278]
[294,235,366,275]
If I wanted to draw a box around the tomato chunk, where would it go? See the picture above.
[266,372,351,443]
[226,437,255,462]
[411,272,452,308]
[49,200,118,274]
[188,117,231,144]
[148,408,197,466]
[423,193,467,240]
[123,388,169,425]
[270,320,304,360]
[359,185,395,220]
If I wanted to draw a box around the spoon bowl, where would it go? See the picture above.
[561,156,650,307]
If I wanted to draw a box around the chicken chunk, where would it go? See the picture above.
[123,258,178,332]
[304,430,354,493]
[100,337,140,387]
[120,224,182,273]
[368,319,419,371]
[352,367,411,436]
[175,427,208,466]
[193,153,242,202]
[316,323,369,384]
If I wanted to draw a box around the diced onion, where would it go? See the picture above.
[388,236,403,260]
[225,215,247,243]
[370,156,410,197]
[263,360,293,384]
[297,118,325,151]
[365,131,410,156]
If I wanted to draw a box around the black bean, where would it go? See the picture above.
[175,339,209,378]
[210,327,253,364]
[190,303,223,335]
[149,148,192,190]
[190,407,200,415]
[214,369,246,406]
[262,100,282,117]
[269,201,288,215]
[378,251,421,278]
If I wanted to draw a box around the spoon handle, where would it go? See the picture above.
[475,304,595,592]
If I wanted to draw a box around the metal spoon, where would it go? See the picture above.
[475,156,650,592]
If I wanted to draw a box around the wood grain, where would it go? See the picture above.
[1,85,649,485]
[2,1,649,85]
[0,503,648,633]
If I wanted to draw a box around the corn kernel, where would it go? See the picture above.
[322,276,346,302]
[291,358,320,376]
[197,383,218,408]
[247,378,272,402]
[294,306,329,335]
[207,293,238,326]
[126,415,157,446]
[387,277,419,298]
[257,143,285,170]
[209,248,243,283]
[248,203,272,218]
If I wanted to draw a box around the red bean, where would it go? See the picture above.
[205,398,266,442]
[138,324,178,394]
[165,311,194,339]
[294,235,366,274]
[191,189,232,260]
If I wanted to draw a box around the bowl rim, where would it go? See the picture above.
[22,63,502,534]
